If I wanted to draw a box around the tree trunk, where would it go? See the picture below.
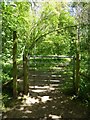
[23,50,28,95]
[13,31,17,98]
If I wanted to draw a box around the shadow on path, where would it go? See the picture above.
[2,69,89,119]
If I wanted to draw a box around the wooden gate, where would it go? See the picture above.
[28,55,74,94]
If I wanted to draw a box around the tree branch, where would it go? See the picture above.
[29,23,90,51]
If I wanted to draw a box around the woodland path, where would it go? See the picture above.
[2,68,89,119]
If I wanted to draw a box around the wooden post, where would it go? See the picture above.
[75,26,80,95]
[13,31,17,98]
[87,5,90,78]
[75,52,80,94]
[72,56,76,91]
[23,49,28,95]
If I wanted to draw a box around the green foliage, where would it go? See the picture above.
[33,32,71,55]
[2,1,31,84]
[77,77,90,103]
[2,1,90,104]
[2,63,12,83]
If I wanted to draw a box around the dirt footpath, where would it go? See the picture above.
[2,70,89,119]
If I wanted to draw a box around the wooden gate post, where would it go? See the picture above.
[23,49,29,95]
[75,26,80,95]
[75,52,80,94]
[13,31,17,98]
[72,56,76,91]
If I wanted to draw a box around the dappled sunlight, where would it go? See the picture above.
[18,93,53,107]
[49,114,62,119]
[29,85,56,92]
[3,83,88,119]
[51,74,62,77]
[29,85,50,89]
[50,80,60,83]
[2,56,88,119]
[22,116,28,118]
[51,66,63,70]
[60,99,69,104]
[21,95,39,105]
[24,110,32,114]
[31,89,47,92]
[18,106,24,111]
[38,96,52,103]
[50,84,59,87]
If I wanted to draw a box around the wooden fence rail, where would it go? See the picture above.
[29,55,74,59]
